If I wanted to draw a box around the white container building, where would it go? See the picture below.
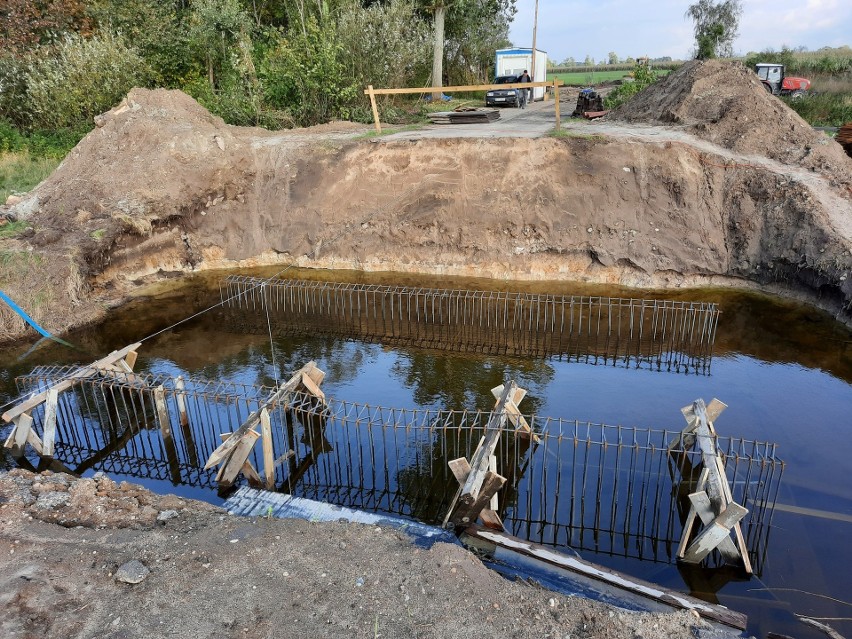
[495,48,548,101]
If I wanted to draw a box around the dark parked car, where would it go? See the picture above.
[485,75,522,108]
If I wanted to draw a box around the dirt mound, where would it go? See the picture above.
[0,469,719,639]
[608,60,852,188]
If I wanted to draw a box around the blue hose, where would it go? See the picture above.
[0,290,73,347]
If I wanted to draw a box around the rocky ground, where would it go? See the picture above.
[0,469,726,639]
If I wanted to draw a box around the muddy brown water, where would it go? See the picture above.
[1,268,850,639]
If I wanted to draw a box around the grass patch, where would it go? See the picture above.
[0,220,27,239]
[90,229,106,241]
[0,151,61,202]
[547,128,605,141]
[784,92,852,127]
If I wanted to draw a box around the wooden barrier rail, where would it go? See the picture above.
[363,80,564,134]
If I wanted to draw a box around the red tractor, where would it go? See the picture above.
[755,63,811,98]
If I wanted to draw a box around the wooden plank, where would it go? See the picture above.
[260,408,275,490]
[41,388,59,457]
[241,459,263,488]
[687,492,741,562]
[175,376,189,428]
[460,383,514,504]
[489,455,499,511]
[218,430,260,486]
[153,385,172,439]
[676,468,709,558]
[479,508,504,531]
[367,85,381,134]
[682,503,748,564]
[363,80,559,96]
[204,362,316,470]
[711,442,752,573]
[464,525,747,630]
[273,450,296,468]
[124,350,138,371]
[706,398,727,423]
[448,457,471,484]
[14,413,32,448]
[491,384,537,440]
[304,363,325,387]
[300,372,326,404]
[2,342,142,423]
[450,471,506,526]
[26,426,44,455]
[553,80,561,130]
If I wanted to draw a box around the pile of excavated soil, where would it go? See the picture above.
[0,469,723,639]
[608,60,852,190]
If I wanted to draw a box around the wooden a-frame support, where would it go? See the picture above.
[204,361,326,490]
[443,381,536,530]
[673,398,753,574]
[3,343,143,459]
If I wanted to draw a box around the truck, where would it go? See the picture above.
[495,48,548,101]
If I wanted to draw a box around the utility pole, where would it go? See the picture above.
[530,0,539,80]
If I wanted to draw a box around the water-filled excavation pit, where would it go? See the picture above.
[1,271,850,639]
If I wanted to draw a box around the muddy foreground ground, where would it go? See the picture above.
[0,469,727,639]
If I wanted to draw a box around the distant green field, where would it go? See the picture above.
[547,69,671,86]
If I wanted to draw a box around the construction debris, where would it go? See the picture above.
[572,88,604,117]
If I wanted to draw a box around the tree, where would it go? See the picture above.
[583,54,594,66]
[607,51,618,65]
[685,0,742,59]
[560,56,575,66]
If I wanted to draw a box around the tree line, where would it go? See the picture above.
[0,0,516,139]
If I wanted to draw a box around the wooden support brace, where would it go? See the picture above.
[677,468,709,559]
[273,450,296,468]
[260,408,275,490]
[13,412,33,448]
[41,388,59,458]
[367,85,381,134]
[204,362,321,470]
[491,384,538,442]
[175,376,189,428]
[682,502,748,564]
[2,342,142,424]
[217,430,261,487]
[687,491,741,562]
[153,385,172,439]
[449,471,506,527]
[300,373,326,404]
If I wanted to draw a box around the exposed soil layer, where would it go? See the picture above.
[0,469,721,639]
[1,60,850,343]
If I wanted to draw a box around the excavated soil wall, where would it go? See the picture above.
[1,86,851,342]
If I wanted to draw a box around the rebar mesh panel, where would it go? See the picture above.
[13,367,780,571]
[219,277,721,374]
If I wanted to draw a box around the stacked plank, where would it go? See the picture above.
[427,108,500,125]
[837,122,852,158]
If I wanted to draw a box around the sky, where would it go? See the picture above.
[507,0,852,63]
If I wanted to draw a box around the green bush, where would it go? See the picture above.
[604,63,660,110]
[784,93,852,128]
[261,20,359,127]
[24,32,149,130]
